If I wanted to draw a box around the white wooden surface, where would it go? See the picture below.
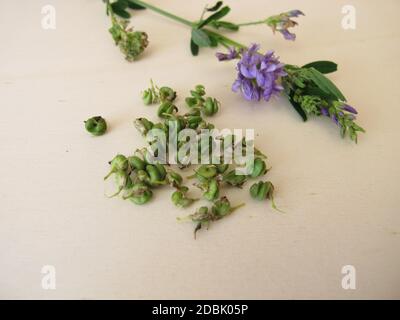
[0,0,399,299]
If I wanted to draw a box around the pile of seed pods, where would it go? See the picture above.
[104,82,280,238]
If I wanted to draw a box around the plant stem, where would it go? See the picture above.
[237,20,266,27]
[131,0,247,49]
[131,0,194,27]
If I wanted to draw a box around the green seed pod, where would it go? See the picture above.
[159,86,177,103]
[211,197,245,218]
[222,170,247,187]
[142,89,155,105]
[134,117,154,136]
[128,156,146,171]
[211,197,232,217]
[196,165,218,180]
[216,164,229,174]
[194,85,206,96]
[154,163,167,180]
[146,164,166,186]
[203,97,220,116]
[136,169,150,183]
[250,158,268,178]
[166,171,183,188]
[185,97,201,108]
[249,181,282,212]
[109,170,132,198]
[123,183,153,205]
[104,154,129,180]
[186,115,203,129]
[203,179,220,201]
[84,116,107,136]
[249,181,270,201]
[157,101,177,119]
[171,190,196,208]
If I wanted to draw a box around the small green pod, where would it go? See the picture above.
[196,165,218,180]
[216,164,229,174]
[128,156,146,171]
[123,183,153,205]
[250,158,268,178]
[166,171,183,187]
[85,116,107,136]
[203,97,220,116]
[142,89,154,105]
[171,190,196,208]
[203,179,219,201]
[104,154,129,180]
[157,101,177,119]
[134,117,154,136]
[159,86,177,103]
[222,170,247,187]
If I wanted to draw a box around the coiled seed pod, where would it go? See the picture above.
[171,190,196,208]
[159,86,177,103]
[142,89,156,105]
[249,181,282,212]
[128,156,146,171]
[250,158,268,178]
[104,154,129,180]
[123,183,153,205]
[222,170,247,187]
[85,116,107,136]
[203,97,220,116]
[157,101,178,119]
[203,179,220,201]
[134,117,154,136]
[196,165,218,180]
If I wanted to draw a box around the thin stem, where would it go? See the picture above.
[237,20,266,27]
[132,0,194,27]
[131,0,247,50]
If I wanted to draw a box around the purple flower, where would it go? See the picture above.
[266,10,304,41]
[216,48,240,61]
[230,44,287,102]
[341,104,358,114]
[320,107,329,117]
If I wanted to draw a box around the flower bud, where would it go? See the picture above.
[203,179,220,201]
[128,156,146,171]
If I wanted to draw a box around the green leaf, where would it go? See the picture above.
[127,1,146,10]
[307,67,346,101]
[198,6,231,29]
[210,20,239,31]
[111,1,131,18]
[204,30,219,47]
[207,1,223,12]
[190,39,199,56]
[304,86,336,100]
[302,61,338,74]
[288,94,308,122]
[191,29,212,47]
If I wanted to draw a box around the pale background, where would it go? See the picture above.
[0,0,399,299]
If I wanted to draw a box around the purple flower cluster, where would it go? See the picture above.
[228,44,287,102]
[266,10,304,41]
